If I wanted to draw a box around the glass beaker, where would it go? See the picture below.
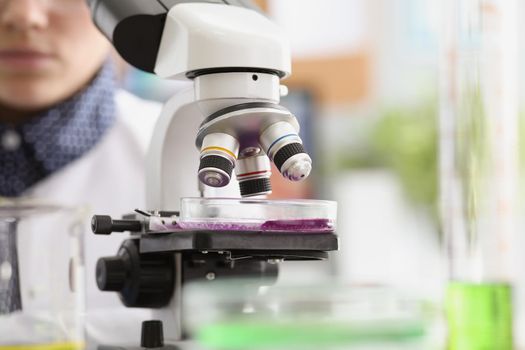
[439,0,519,348]
[0,199,86,349]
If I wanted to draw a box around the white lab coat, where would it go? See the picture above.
[24,89,162,347]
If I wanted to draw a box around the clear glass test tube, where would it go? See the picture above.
[439,0,519,348]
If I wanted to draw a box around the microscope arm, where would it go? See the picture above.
[87,0,261,73]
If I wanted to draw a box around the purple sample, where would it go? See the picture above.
[178,218,333,233]
[260,218,333,232]
[178,222,260,231]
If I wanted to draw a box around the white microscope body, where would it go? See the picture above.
[89,2,331,346]
[144,3,313,341]
[146,3,311,211]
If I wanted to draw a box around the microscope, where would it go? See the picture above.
[88,1,338,348]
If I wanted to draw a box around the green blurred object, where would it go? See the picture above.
[371,102,438,214]
[338,100,438,220]
[184,282,437,350]
[197,319,425,350]
[446,282,513,350]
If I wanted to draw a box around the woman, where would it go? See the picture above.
[0,0,160,345]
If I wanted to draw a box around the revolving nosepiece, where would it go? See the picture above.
[198,133,239,187]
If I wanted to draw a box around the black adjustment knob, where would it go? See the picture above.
[91,215,112,235]
[91,215,142,235]
[141,320,164,348]
[96,240,175,308]
[96,257,127,291]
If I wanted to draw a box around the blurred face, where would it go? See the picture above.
[0,0,110,113]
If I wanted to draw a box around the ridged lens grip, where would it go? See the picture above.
[239,178,272,197]
[199,155,234,175]
[198,155,234,187]
[273,142,305,171]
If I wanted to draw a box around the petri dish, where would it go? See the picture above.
[178,198,337,233]
[183,281,439,350]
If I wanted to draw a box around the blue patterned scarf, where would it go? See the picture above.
[0,62,116,197]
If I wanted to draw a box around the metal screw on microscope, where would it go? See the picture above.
[267,258,284,264]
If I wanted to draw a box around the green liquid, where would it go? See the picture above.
[197,320,425,350]
[446,282,513,350]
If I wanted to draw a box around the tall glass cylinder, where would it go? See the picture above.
[439,0,519,349]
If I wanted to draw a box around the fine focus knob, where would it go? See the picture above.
[141,320,164,348]
[96,256,127,292]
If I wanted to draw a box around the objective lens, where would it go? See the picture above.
[259,121,312,181]
[235,150,272,197]
[198,133,239,187]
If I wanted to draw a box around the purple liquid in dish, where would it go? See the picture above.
[179,219,333,233]
[179,222,259,231]
[261,218,333,232]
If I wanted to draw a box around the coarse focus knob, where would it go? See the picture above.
[96,257,127,292]
[91,215,142,235]
[95,240,175,308]
[141,320,164,348]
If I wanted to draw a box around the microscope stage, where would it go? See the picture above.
[140,229,337,260]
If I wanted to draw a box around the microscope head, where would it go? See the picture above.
[91,1,312,200]
[154,3,291,80]
[152,3,312,197]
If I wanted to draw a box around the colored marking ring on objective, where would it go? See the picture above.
[236,170,271,179]
[201,146,238,159]
[266,133,297,158]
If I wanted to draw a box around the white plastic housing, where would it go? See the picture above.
[195,73,281,102]
[154,3,291,79]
